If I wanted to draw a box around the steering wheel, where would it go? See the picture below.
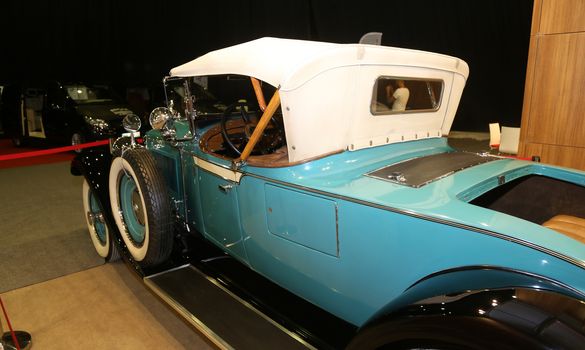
[220,101,285,156]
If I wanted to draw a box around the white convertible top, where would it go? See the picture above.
[171,37,468,91]
[171,37,470,162]
[171,37,338,89]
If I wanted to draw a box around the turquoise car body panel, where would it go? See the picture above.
[265,184,339,257]
[145,125,585,327]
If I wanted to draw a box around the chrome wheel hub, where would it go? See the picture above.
[131,189,145,226]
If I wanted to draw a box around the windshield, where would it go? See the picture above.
[164,75,275,118]
[165,77,230,117]
[65,85,116,103]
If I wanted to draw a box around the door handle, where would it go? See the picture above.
[218,184,233,193]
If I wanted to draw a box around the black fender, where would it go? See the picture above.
[71,147,112,205]
[70,141,140,201]
[350,267,585,349]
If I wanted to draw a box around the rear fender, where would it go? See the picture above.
[360,267,585,349]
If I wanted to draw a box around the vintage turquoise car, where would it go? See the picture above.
[72,37,585,349]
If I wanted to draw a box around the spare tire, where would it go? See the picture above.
[109,148,172,267]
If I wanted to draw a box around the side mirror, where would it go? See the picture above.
[149,107,173,130]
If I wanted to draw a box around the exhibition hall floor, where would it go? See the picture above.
[1,263,214,349]
[0,151,214,349]
[0,134,490,349]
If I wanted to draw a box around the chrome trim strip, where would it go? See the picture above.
[243,173,585,270]
[194,156,242,183]
[146,263,191,279]
[187,266,318,350]
[143,276,233,350]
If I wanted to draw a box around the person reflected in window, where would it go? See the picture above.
[386,80,410,111]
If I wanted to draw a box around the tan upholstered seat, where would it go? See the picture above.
[542,215,585,244]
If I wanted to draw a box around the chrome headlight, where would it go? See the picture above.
[84,116,109,131]
[149,107,174,130]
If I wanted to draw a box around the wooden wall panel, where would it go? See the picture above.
[523,143,585,169]
[539,0,585,34]
[519,35,539,146]
[519,0,585,170]
[525,33,585,147]
[531,0,543,34]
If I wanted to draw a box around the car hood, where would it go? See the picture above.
[76,103,135,121]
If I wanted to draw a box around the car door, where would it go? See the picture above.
[43,82,67,139]
[195,156,248,263]
[22,88,47,139]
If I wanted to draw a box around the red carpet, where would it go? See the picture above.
[0,139,75,169]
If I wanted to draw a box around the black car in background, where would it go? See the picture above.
[1,81,139,149]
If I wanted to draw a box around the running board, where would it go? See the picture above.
[144,264,315,350]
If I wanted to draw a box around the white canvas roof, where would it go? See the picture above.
[171,37,470,162]
[170,38,339,88]
[170,37,468,90]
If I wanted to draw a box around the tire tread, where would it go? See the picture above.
[122,148,173,267]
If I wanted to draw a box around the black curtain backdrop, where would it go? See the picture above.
[0,0,532,131]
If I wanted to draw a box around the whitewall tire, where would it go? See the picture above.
[108,148,172,267]
[82,179,119,261]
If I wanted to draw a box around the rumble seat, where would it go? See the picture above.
[543,215,585,244]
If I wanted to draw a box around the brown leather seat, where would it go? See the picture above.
[542,215,585,244]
